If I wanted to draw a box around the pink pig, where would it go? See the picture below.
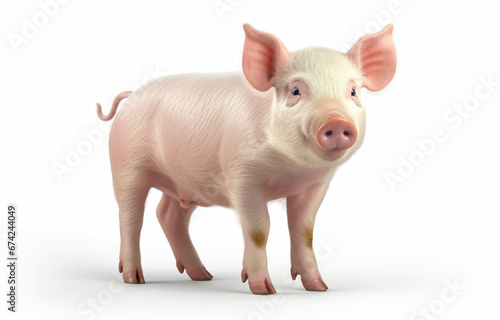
[97,24,396,294]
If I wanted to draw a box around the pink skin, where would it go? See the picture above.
[97,24,396,294]
[156,194,212,281]
[96,91,132,121]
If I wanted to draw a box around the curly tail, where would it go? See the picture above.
[96,91,133,121]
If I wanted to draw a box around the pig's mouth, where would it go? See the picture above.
[321,149,348,161]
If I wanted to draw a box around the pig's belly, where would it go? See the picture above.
[150,167,331,209]
[150,171,231,208]
[151,173,306,208]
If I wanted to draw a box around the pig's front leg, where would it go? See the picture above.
[237,192,276,295]
[287,182,330,291]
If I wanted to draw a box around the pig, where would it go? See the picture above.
[96,24,396,295]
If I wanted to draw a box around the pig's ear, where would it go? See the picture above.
[242,24,291,91]
[347,24,396,92]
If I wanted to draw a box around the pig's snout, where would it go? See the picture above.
[317,117,357,151]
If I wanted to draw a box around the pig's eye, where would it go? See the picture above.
[351,88,356,97]
[287,80,307,107]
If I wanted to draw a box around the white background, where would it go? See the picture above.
[1,0,500,319]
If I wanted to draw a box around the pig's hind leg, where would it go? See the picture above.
[156,193,213,281]
[115,171,151,284]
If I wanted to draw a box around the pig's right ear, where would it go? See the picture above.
[242,24,291,92]
[347,25,397,92]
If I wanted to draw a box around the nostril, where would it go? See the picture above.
[317,117,358,151]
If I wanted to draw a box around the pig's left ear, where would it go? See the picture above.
[242,24,291,92]
[347,25,396,92]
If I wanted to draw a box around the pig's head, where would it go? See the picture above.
[242,24,396,167]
